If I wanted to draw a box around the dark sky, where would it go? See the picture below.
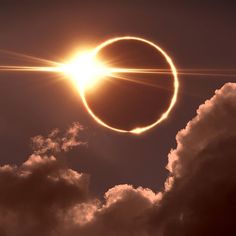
[0,0,236,198]
[1,1,236,236]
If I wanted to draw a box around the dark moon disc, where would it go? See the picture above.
[82,37,178,133]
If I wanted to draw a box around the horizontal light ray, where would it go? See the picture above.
[0,49,61,66]
[178,72,236,77]
[108,68,236,77]
[0,64,236,78]
[108,73,164,89]
[0,65,63,72]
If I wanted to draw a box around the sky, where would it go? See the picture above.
[0,1,236,235]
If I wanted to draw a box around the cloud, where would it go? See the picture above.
[0,156,159,236]
[149,83,236,236]
[0,154,89,236]
[79,185,162,236]
[31,122,86,155]
[167,82,236,177]
[0,83,236,235]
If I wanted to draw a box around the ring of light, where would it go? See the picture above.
[79,36,179,134]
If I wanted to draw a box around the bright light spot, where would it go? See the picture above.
[62,51,109,91]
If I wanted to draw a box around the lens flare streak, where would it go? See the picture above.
[0,65,235,78]
[0,65,63,72]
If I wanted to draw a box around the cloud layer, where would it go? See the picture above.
[0,83,236,236]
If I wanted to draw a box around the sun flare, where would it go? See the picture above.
[62,51,110,91]
[0,36,180,134]
[1,37,236,134]
[58,37,179,134]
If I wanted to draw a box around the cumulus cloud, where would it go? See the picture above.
[149,83,236,236]
[167,82,236,177]
[79,185,161,236]
[0,83,236,236]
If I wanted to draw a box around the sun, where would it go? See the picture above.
[79,36,179,134]
[62,50,109,91]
